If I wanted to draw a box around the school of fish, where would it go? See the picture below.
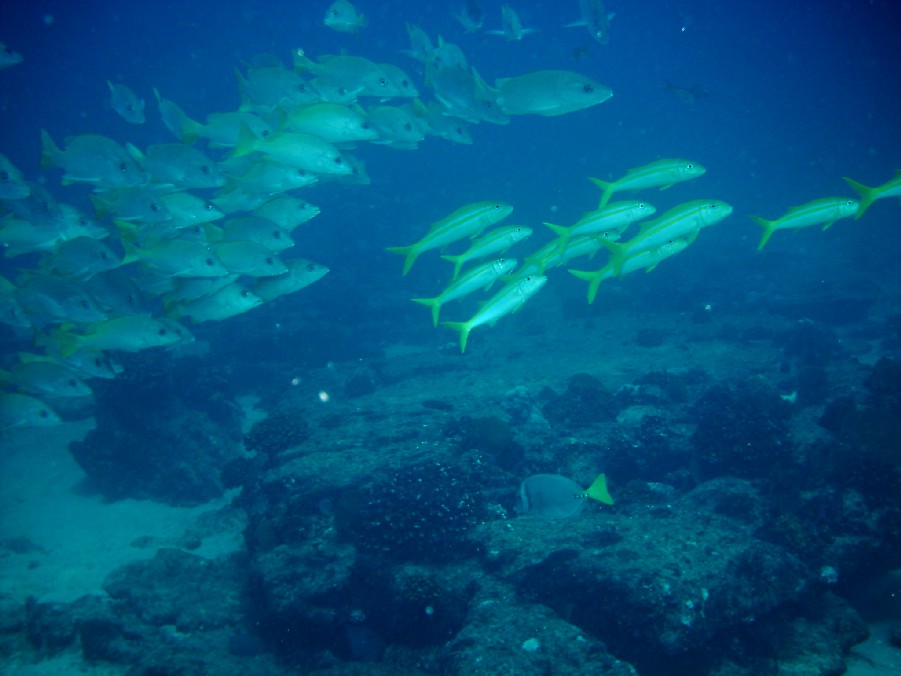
[1,1,898,429]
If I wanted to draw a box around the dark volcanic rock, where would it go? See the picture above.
[69,354,244,505]
[103,548,245,632]
[474,479,811,672]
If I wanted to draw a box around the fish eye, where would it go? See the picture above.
[157,328,168,336]
[205,203,215,211]
[265,257,274,265]
[583,84,594,93]
[150,203,159,212]
[100,251,109,260]
[361,122,371,129]
[272,231,281,238]
[79,217,88,226]
[402,80,409,87]
[39,409,49,418]
[79,299,89,309]
[334,157,343,164]
[404,123,412,131]
[118,162,128,173]
[296,169,307,176]
[378,78,388,87]
[205,257,216,266]
[687,164,694,169]
[846,200,854,206]
[306,263,315,271]
[200,165,211,175]
[67,379,77,388]
[261,129,271,137]
[241,289,249,297]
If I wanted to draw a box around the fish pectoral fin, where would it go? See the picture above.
[821,220,836,231]
[659,183,674,190]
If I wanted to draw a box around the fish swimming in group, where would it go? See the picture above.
[323,0,368,34]
[387,201,514,275]
[107,81,146,124]
[453,0,485,33]
[665,81,709,105]
[590,159,707,207]
[751,197,859,250]
[441,273,546,353]
[413,257,517,327]
[441,225,532,280]
[566,0,614,44]
[493,69,613,117]
[843,171,901,219]
[486,4,538,42]
[0,41,23,69]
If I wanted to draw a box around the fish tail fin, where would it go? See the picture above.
[40,129,62,169]
[568,268,604,304]
[585,473,614,505]
[411,296,442,327]
[88,194,111,221]
[597,239,627,275]
[385,245,419,276]
[50,327,82,359]
[842,177,877,219]
[440,320,472,353]
[749,215,776,250]
[233,123,260,159]
[588,176,615,208]
[439,254,464,280]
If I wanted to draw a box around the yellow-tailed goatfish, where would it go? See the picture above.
[387,201,513,275]
[569,237,692,304]
[600,199,732,274]
[751,197,859,250]
[589,159,706,208]
[441,225,531,280]
[441,274,546,353]
[843,171,901,220]
[544,200,656,257]
[413,257,517,326]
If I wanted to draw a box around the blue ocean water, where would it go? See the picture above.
[2,1,901,673]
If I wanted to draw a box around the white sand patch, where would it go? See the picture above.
[0,419,245,606]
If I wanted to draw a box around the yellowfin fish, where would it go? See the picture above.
[253,196,321,231]
[589,159,706,208]
[166,282,262,323]
[234,126,351,176]
[211,240,288,277]
[252,258,330,303]
[486,4,538,41]
[453,0,484,33]
[51,315,191,357]
[107,80,145,124]
[281,102,378,144]
[386,200,514,275]
[324,0,368,34]
[494,70,612,117]
[0,359,92,399]
[0,393,61,430]
[570,237,692,304]
[0,41,24,69]
[40,130,147,189]
[0,153,30,200]
[606,200,732,270]
[413,257,517,326]
[545,200,656,257]
[843,171,901,220]
[441,273,546,353]
[751,197,859,250]
[517,472,613,520]
[441,226,531,280]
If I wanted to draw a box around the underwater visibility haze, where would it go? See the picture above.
[1,0,901,673]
